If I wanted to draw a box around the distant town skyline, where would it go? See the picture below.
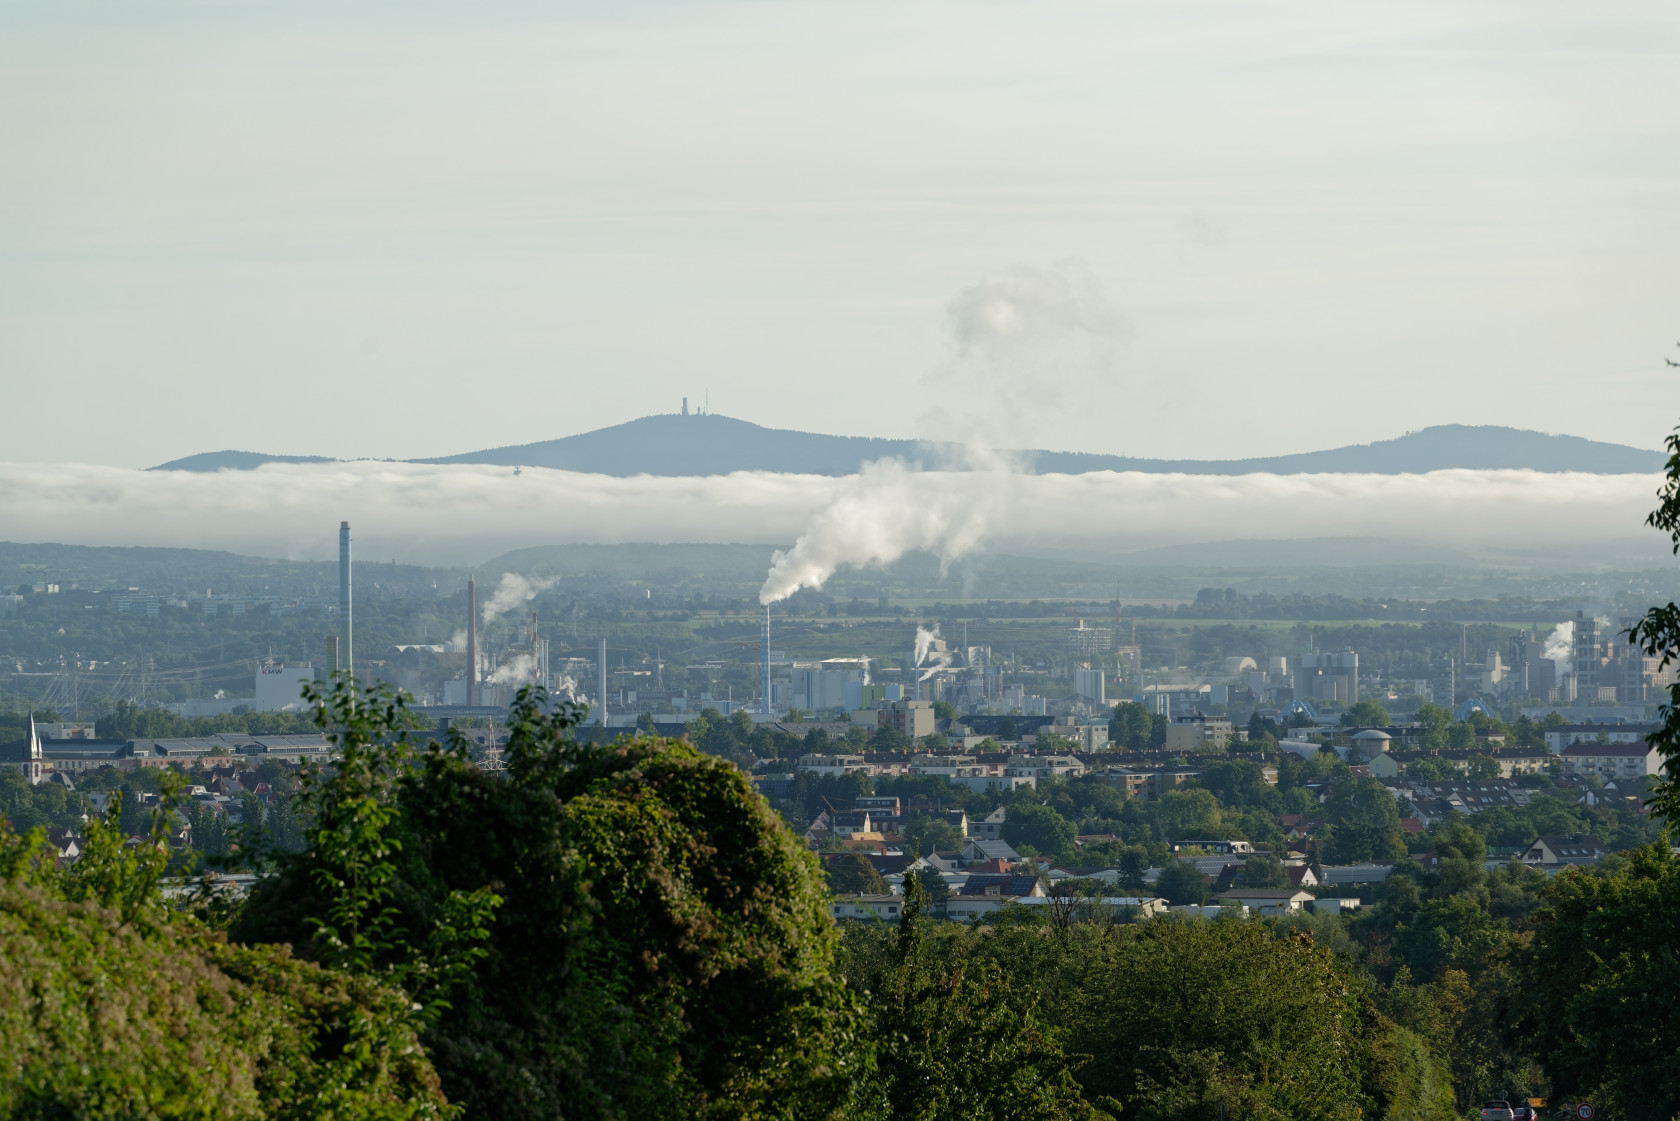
[3,1,1677,468]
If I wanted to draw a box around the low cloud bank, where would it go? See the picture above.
[0,459,1661,569]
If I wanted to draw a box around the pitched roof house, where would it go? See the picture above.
[1521,834,1606,867]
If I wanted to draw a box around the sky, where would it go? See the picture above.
[2,0,1678,468]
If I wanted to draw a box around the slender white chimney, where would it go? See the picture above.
[338,521,352,675]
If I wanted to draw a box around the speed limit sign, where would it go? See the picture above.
[1577,1105,1594,1120]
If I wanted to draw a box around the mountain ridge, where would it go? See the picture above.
[150,415,1665,476]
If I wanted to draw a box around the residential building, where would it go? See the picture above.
[1520,834,1606,868]
[1036,719,1109,752]
[830,895,905,922]
[1367,749,1549,781]
[854,795,901,816]
[1557,741,1663,781]
[1007,755,1087,781]
[968,806,1007,840]
[1316,864,1395,885]
[877,699,936,739]
[1217,888,1316,914]
[1543,723,1658,753]
[750,773,795,800]
[795,753,874,777]
[1165,714,1234,753]
[958,874,1046,898]
[962,838,1022,864]
[829,811,876,839]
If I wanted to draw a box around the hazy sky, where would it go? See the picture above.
[3,0,1678,468]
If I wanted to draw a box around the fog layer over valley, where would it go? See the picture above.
[0,459,1663,569]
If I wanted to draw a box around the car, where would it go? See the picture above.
[1512,1106,1536,1121]
[1481,1103,1515,1121]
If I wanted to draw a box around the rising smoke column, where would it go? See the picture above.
[913,623,952,682]
[1544,620,1575,676]
[759,455,1004,604]
[481,572,555,625]
[759,263,1123,605]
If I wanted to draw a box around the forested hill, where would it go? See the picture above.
[153,415,1664,476]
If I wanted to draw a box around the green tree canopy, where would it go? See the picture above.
[234,683,859,1121]
[1519,844,1680,1118]
[1003,802,1077,857]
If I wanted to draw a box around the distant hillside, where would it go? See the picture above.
[150,450,335,472]
[152,416,1665,476]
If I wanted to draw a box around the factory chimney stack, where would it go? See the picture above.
[338,522,353,677]
[599,638,609,726]
[761,605,772,715]
[466,575,478,706]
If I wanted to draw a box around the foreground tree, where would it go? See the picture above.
[0,787,445,1120]
[1518,844,1680,1119]
[235,683,862,1121]
[1630,422,1680,818]
[852,878,1118,1121]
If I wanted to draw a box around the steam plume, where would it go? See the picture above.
[482,572,555,625]
[759,454,1003,605]
[913,624,952,682]
[1544,620,1574,676]
[760,264,1121,604]
[487,652,540,686]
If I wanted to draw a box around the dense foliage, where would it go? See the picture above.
[0,781,446,1120]
[234,685,861,1121]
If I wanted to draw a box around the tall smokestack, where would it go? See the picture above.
[466,575,478,706]
[761,605,771,715]
[338,521,352,676]
[599,637,609,726]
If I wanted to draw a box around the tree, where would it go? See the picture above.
[902,813,964,856]
[828,853,887,894]
[1154,861,1208,905]
[0,783,449,1120]
[1321,777,1403,864]
[913,866,949,904]
[861,878,1117,1121]
[1115,848,1149,894]
[1629,422,1680,821]
[1518,844,1680,1119]
[1342,699,1391,728]
[1065,921,1370,1117]
[235,682,859,1121]
[1109,702,1156,751]
[1151,788,1222,842]
[1003,803,1076,857]
[1242,850,1288,888]
[1465,753,1501,779]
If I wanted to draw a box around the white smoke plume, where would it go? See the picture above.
[448,629,468,653]
[913,624,953,682]
[913,624,939,668]
[760,264,1121,604]
[759,453,1005,605]
[487,652,540,686]
[935,262,1127,446]
[481,572,555,625]
[1544,620,1574,676]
